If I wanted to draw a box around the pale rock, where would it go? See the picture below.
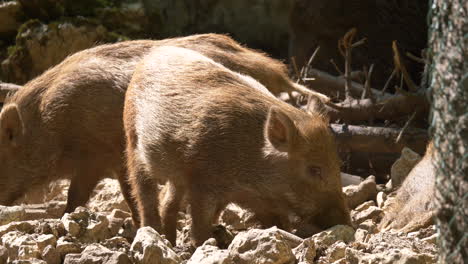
[88,179,130,213]
[41,245,60,264]
[187,239,228,264]
[0,1,23,37]
[2,20,119,84]
[102,237,131,252]
[219,204,255,231]
[357,219,377,234]
[355,201,376,212]
[0,220,35,237]
[351,206,383,225]
[376,192,387,208]
[0,206,26,225]
[391,147,421,188]
[63,244,132,264]
[131,227,180,264]
[346,247,436,264]
[82,213,110,242]
[385,179,393,192]
[292,238,316,264]
[56,236,83,258]
[226,227,295,264]
[354,229,369,243]
[1,231,41,260]
[61,214,81,237]
[36,234,57,252]
[343,176,377,209]
[326,241,347,262]
[311,225,355,248]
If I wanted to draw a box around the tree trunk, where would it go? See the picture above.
[428,0,467,262]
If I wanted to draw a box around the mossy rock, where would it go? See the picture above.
[1,18,125,84]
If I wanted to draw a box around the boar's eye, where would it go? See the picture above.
[308,166,322,179]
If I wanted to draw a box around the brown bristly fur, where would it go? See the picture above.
[124,46,349,246]
[0,33,328,225]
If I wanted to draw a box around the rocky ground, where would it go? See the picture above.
[0,148,439,264]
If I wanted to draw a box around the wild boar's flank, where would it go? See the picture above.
[124,46,350,246]
[0,33,327,225]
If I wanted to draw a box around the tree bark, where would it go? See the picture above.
[428,0,468,262]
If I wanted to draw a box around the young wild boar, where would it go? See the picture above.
[0,33,327,224]
[124,46,350,246]
[380,141,436,232]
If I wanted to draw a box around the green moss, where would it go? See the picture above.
[16,19,42,36]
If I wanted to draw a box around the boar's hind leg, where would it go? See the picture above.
[115,166,141,226]
[160,181,185,246]
[189,191,219,247]
[129,164,161,231]
[64,169,102,214]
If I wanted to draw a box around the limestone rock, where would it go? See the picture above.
[352,206,383,226]
[311,225,355,248]
[343,176,377,209]
[0,206,26,225]
[63,244,132,264]
[391,147,422,188]
[1,231,41,260]
[219,204,256,231]
[0,1,24,37]
[292,238,316,264]
[226,227,295,264]
[130,227,180,264]
[187,239,228,264]
[56,236,83,258]
[0,245,7,264]
[88,179,130,213]
[376,192,387,208]
[2,19,121,84]
[41,245,60,264]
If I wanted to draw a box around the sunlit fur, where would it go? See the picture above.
[124,46,350,247]
[0,33,328,224]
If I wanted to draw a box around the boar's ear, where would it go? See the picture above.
[0,104,24,147]
[265,107,296,152]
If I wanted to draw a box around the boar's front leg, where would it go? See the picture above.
[189,190,218,247]
[64,167,102,214]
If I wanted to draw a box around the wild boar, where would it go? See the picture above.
[124,46,350,246]
[0,33,327,224]
[379,141,435,232]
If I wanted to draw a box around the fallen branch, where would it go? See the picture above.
[305,68,393,100]
[0,82,21,102]
[323,91,429,124]
[331,124,428,154]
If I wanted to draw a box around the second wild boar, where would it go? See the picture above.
[124,46,350,246]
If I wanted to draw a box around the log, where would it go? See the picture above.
[331,124,429,181]
[305,68,393,100]
[325,93,429,124]
[0,82,21,102]
[331,124,428,154]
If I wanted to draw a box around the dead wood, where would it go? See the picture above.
[0,82,21,102]
[304,68,393,100]
[331,124,428,154]
[324,91,429,124]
